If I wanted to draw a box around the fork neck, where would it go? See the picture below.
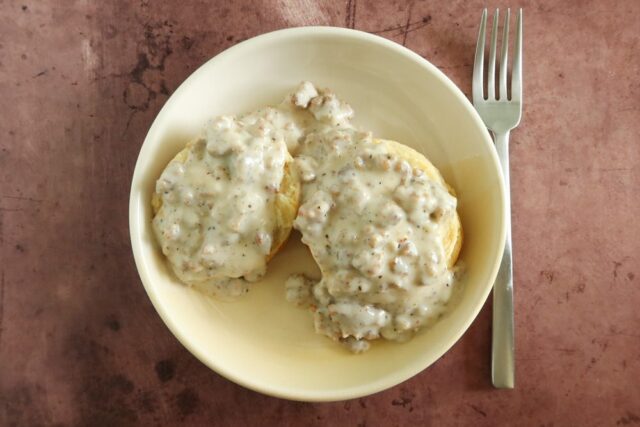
[493,130,511,240]
[493,130,510,181]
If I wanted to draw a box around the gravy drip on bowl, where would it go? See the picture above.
[285,82,459,352]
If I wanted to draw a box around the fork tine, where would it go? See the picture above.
[511,9,523,102]
[472,9,487,104]
[499,9,510,100]
[487,9,499,100]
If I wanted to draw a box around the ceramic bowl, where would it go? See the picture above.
[129,27,506,401]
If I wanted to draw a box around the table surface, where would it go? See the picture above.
[1,0,639,425]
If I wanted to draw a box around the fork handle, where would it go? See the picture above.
[492,131,515,389]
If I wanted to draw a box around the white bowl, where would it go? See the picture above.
[129,27,506,401]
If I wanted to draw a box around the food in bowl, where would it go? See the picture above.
[151,110,300,298]
[283,83,463,352]
[151,81,463,351]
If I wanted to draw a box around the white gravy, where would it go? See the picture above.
[284,83,460,352]
[153,82,460,352]
[152,107,300,297]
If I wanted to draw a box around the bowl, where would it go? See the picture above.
[129,26,506,401]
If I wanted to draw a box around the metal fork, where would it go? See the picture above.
[473,8,523,389]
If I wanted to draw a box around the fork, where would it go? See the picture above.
[472,8,523,389]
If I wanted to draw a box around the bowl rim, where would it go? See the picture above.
[129,25,506,402]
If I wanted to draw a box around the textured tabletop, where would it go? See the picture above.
[1,1,639,426]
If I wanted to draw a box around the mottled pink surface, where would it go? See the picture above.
[1,0,639,425]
